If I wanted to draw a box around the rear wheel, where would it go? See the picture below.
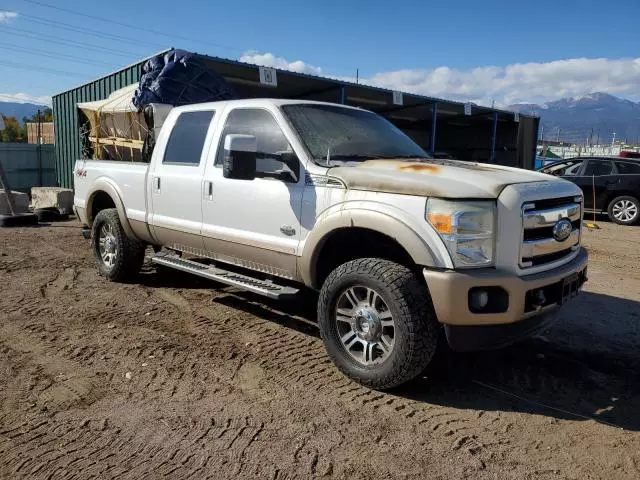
[317,258,438,390]
[607,196,639,225]
[91,208,145,281]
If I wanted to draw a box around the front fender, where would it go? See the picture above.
[86,178,137,240]
[299,201,453,287]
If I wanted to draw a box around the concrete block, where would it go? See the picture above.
[0,190,29,215]
[31,187,74,213]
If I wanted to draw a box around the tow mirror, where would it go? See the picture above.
[223,134,257,180]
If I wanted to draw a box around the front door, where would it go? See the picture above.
[149,109,216,251]
[201,107,305,280]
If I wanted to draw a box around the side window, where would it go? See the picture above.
[564,161,583,176]
[163,110,215,165]
[583,160,613,176]
[543,160,582,176]
[216,108,300,182]
[616,162,640,174]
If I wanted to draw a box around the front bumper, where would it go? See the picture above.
[423,247,588,327]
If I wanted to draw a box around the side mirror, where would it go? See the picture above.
[223,134,257,180]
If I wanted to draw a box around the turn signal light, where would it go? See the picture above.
[426,213,453,234]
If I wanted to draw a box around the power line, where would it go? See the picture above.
[2,60,90,79]
[0,25,146,57]
[19,0,241,55]
[18,13,166,49]
[0,41,117,67]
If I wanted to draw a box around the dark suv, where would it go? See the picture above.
[539,156,640,225]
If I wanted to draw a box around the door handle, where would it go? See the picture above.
[154,176,161,191]
[204,180,213,200]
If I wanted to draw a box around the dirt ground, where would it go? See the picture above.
[0,219,639,480]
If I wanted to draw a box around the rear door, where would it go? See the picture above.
[579,159,617,211]
[149,109,216,251]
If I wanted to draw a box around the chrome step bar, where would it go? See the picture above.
[151,253,300,300]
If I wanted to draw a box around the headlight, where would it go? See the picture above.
[426,199,496,268]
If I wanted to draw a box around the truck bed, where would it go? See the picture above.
[73,159,149,225]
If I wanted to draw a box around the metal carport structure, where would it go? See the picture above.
[53,49,539,188]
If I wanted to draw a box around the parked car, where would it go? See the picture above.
[539,156,640,225]
[73,99,588,390]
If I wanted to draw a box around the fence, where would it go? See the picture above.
[0,143,57,192]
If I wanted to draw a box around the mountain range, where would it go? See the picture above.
[509,93,640,145]
[0,101,48,124]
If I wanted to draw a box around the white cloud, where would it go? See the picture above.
[0,11,18,22]
[0,93,51,106]
[240,52,640,106]
[240,51,322,76]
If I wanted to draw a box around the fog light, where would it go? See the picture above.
[469,289,489,311]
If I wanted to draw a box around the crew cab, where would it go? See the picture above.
[74,99,588,390]
[540,156,640,225]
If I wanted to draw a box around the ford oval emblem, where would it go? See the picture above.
[552,219,573,242]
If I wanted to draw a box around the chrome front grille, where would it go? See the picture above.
[520,196,582,268]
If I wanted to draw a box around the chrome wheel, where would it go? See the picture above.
[98,223,118,269]
[612,199,638,223]
[335,286,395,366]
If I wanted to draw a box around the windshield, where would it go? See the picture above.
[281,104,431,164]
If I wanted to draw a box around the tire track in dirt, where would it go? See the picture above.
[0,320,322,479]
[151,291,507,458]
[0,414,285,480]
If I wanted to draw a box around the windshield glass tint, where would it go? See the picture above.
[282,104,430,162]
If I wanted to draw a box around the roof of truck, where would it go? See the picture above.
[172,98,366,112]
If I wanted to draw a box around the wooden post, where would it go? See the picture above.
[0,158,17,216]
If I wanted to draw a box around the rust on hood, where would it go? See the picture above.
[326,158,553,199]
[397,163,440,174]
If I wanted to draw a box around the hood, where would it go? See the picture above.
[328,159,555,199]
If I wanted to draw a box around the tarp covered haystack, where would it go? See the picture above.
[133,49,238,109]
[78,48,237,162]
[77,85,172,162]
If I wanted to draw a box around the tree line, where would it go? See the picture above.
[0,108,53,143]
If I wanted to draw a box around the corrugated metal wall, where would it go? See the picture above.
[0,143,56,191]
[52,62,146,188]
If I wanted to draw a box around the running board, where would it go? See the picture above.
[150,253,300,300]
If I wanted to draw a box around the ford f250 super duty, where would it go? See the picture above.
[74,99,588,390]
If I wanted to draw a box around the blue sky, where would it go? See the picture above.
[1,0,639,106]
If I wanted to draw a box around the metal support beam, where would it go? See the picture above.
[430,103,438,154]
[490,112,498,163]
[293,84,343,100]
[340,86,346,104]
[374,101,433,115]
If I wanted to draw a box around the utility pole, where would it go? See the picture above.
[612,132,617,147]
[356,69,359,85]
[36,109,42,187]
[556,127,560,143]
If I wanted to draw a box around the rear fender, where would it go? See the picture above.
[86,178,137,240]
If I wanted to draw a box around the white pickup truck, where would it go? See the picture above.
[74,98,588,389]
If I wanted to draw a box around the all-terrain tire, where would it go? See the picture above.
[317,258,438,390]
[607,195,640,225]
[91,208,145,282]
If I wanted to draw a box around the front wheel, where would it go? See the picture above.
[317,258,438,390]
[91,208,145,281]
[607,196,640,225]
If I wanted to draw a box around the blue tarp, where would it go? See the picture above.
[133,49,238,110]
